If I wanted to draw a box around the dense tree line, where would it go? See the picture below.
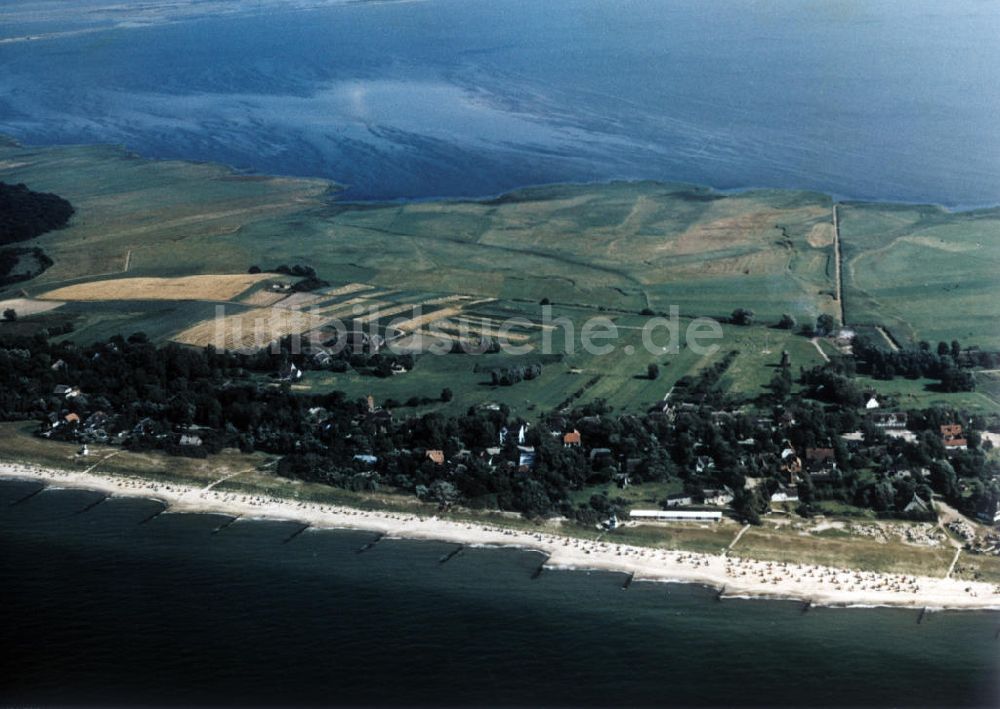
[0,182,75,245]
[852,334,976,391]
[0,182,73,286]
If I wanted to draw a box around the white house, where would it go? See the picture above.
[701,487,734,506]
[771,488,799,503]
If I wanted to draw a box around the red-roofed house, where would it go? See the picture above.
[940,424,967,449]
[563,430,581,447]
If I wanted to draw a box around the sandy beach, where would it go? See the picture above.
[3,461,999,611]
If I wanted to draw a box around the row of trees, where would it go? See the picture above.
[852,334,975,390]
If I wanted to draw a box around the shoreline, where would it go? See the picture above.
[2,133,998,214]
[3,461,999,612]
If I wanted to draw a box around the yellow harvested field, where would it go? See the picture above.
[274,292,331,310]
[354,302,421,326]
[314,296,388,319]
[239,289,290,307]
[436,319,532,342]
[0,297,65,317]
[173,307,328,351]
[393,305,466,332]
[40,274,273,302]
[324,283,375,298]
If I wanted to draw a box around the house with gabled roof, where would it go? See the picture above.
[562,429,581,447]
[941,424,967,449]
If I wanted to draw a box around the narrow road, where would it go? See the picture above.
[832,203,846,326]
[82,451,120,475]
[875,326,900,352]
[809,337,831,363]
[199,468,253,493]
[725,523,751,555]
[945,547,962,579]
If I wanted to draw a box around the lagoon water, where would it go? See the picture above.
[1,0,999,205]
[1,480,998,707]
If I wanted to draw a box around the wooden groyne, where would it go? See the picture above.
[10,484,46,506]
[622,572,635,590]
[282,523,310,544]
[75,494,109,514]
[917,607,928,625]
[530,562,546,580]
[138,506,166,525]
[357,533,384,553]
[439,545,463,564]
[212,515,240,534]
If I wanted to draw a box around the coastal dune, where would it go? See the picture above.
[3,462,998,611]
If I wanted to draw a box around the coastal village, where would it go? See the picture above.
[8,317,999,599]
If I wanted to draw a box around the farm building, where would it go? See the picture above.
[629,509,722,523]
[563,430,581,447]
[664,493,693,508]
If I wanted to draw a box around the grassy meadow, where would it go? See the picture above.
[1,140,998,416]
[839,202,1000,349]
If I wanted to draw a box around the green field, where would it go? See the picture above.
[292,309,831,416]
[851,374,1000,414]
[839,202,1000,349]
[2,140,998,415]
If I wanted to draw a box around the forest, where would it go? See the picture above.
[0,181,73,285]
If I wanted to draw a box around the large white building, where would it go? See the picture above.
[629,509,722,522]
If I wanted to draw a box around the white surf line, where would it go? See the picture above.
[4,462,999,609]
[725,524,751,555]
[123,248,132,273]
